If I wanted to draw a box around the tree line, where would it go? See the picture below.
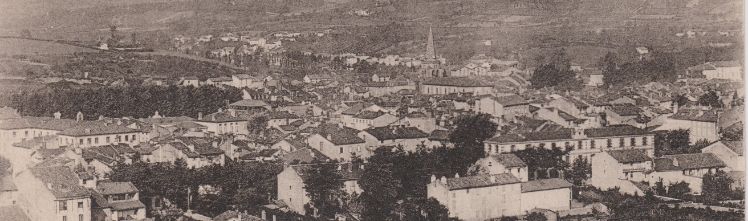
[7,85,243,119]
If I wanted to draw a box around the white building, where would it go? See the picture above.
[277,163,363,215]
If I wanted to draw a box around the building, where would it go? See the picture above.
[686,61,742,81]
[420,77,493,95]
[427,174,522,220]
[228,100,271,112]
[343,110,398,130]
[654,109,719,144]
[15,166,92,221]
[180,77,200,87]
[306,123,370,161]
[277,163,363,215]
[141,137,225,168]
[195,110,249,136]
[649,153,727,194]
[475,94,530,120]
[390,112,438,133]
[231,74,263,89]
[92,181,146,221]
[590,149,653,195]
[473,154,529,182]
[57,122,143,149]
[702,141,744,171]
[484,125,655,162]
[359,126,430,152]
[520,178,572,213]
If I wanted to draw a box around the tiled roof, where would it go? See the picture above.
[670,109,719,122]
[429,130,450,141]
[364,126,428,141]
[198,111,246,123]
[213,210,264,221]
[491,94,528,107]
[422,77,490,87]
[29,166,90,199]
[229,99,270,108]
[491,154,527,168]
[442,173,520,190]
[486,125,651,143]
[0,107,20,120]
[607,149,652,163]
[341,103,375,115]
[315,123,365,145]
[609,104,641,116]
[654,153,726,171]
[722,141,743,156]
[82,144,137,165]
[58,121,140,136]
[281,147,330,164]
[96,181,139,195]
[520,178,572,193]
[0,117,78,130]
[108,200,146,211]
[584,125,651,138]
[0,176,17,192]
[354,110,386,119]
[268,111,300,120]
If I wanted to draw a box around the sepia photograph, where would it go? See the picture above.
[0,0,745,220]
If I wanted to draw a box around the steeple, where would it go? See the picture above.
[426,25,436,59]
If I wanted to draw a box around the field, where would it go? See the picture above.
[0,38,96,56]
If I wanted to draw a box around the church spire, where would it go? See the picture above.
[426,25,436,59]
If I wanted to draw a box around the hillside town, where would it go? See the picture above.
[0,0,745,220]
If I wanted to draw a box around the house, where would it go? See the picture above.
[484,125,655,162]
[92,181,146,221]
[473,153,529,182]
[427,174,522,220]
[232,74,263,89]
[303,74,332,84]
[56,121,143,149]
[534,107,588,128]
[15,165,92,221]
[280,147,331,165]
[277,163,363,215]
[81,144,138,176]
[420,77,493,95]
[390,112,438,133]
[520,178,572,213]
[649,153,727,194]
[605,104,642,126]
[686,61,742,81]
[362,81,415,97]
[213,210,264,221]
[195,110,249,136]
[359,126,430,152]
[344,110,398,130]
[654,109,719,143]
[306,123,370,161]
[590,149,653,195]
[475,94,530,120]
[228,100,271,112]
[180,77,200,87]
[143,137,225,168]
[702,141,744,171]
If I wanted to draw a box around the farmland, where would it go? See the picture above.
[0,38,96,56]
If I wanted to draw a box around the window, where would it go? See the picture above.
[125,135,129,141]
[106,136,110,143]
[24,131,28,137]
[578,140,583,149]
[59,201,67,211]
[510,145,515,152]
[590,140,595,149]
[619,138,624,147]
[79,139,83,145]
[132,134,136,141]
[643,137,648,145]
[94,137,98,144]
[606,139,612,148]
[631,137,636,146]
[12,131,16,137]
[62,216,67,221]
[79,214,83,221]
[78,202,83,208]
[87,138,91,145]
[551,143,557,148]
[339,147,344,154]
[290,185,292,190]
[525,144,531,148]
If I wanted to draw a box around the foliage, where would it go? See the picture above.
[672,94,689,107]
[513,147,569,180]
[666,181,691,199]
[698,90,723,108]
[654,178,667,195]
[449,113,498,148]
[568,156,591,186]
[399,198,452,221]
[359,148,402,221]
[690,139,712,153]
[654,129,691,156]
[526,212,548,221]
[602,51,676,86]
[109,159,282,217]
[248,115,269,135]
[302,163,345,218]
[702,170,735,202]
[9,85,242,119]
[529,64,576,89]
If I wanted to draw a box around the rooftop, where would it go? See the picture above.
[521,178,573,193]
[30,166,90,200]
[315,123,365,145]
[422,77,490,87]
[364,126,429,141]
[486,125,652,144]
[607,149,652,163]
[441,173,520,190]
[96,181,139,195]
[490,154,527,168]
[654,153,726,171]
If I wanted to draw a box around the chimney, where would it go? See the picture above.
[117,119,122,126]
[229,109,236,117]
[53,112,61,119]
[84,128,91,134]
[198,112,203,120]
[489,175,496,183]
[454,173,460,178]
[337,164,342,171]
[430,175,437,183]
[326,134,332,141]
[672,158,679,167]
[261,210,267,220]
[76,112,84,122]
[98,115,104,121]
[440,176,447,184]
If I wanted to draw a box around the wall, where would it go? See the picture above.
[520,188,571,213]
[277,168,309,215]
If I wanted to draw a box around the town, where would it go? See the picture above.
[0,0,745,220]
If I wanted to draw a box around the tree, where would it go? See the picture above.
[248,115,269,135]
[526,212,548,221]
[514,147,569,180]
[702,170,734,202]
[568,156,591,185]
[655,129,691,156]
[698,90,722,108]
[359,148,402,221]
[689,139,712,153]
[303,163,345,218]
[672,94,689,107]
[399,198,451,221]
[449,113,497,149]
[667,181,691,199]
[654,178,667,195]
[529,64,575,89]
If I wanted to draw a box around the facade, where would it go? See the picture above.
[93,181,146,221]
[427,174,522,221]
[702,141,744,171]
[359,126,430,152]
[484,125,655,162]
[520,178,572,213]
[687,61,742,81]
[475,94,530,119]
[15,166,92,221]
[277,163,363,215]
[420,77,493,96]
[195,110,249,136]
[654,109,719,144]
[306,123,371,161]
[474,154,529,182]
[590,149,653,194]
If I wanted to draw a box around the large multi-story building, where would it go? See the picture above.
[16,166,92,221]
[484,125,655,162]
[420,77,493,96]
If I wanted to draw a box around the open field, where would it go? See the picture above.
[0,38,96,56]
